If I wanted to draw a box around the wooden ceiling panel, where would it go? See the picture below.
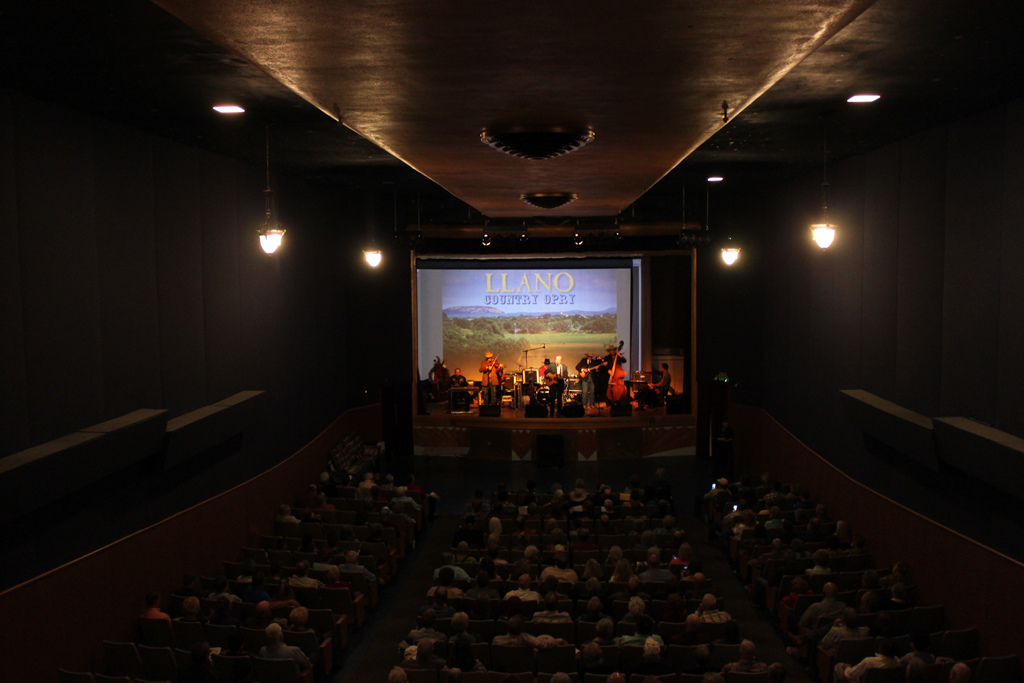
[152,0,875,216]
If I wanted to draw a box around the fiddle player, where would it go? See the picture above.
[479,352,500,406]
[575,351,599,411]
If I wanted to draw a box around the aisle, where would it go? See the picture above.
[679,515,810,680]
[332,515,463,682]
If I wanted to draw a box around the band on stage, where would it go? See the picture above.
[429,344,678,416]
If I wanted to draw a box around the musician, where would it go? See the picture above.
[575,352,600,410]
[638,363,672,409]
[479,352,500,406]
[602,344,628,405]
[549,355,569,380]
[450,368,468,388]
[544,356,568,417]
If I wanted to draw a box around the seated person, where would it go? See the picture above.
[638,553,674,582]
[670,614,710,646]
[493,614,567,648]
[140,592,172,624]
[427,569,464,602]
[627,640,673,678]
[576,596,610,624]
[697,594,731,623]
[834,638,899,683]
[259,623,311,670]
[621,596,646,624]
[579,642,617,677]
[174,573,204,599]
[722,640,769,674]
[449,612,477,645]
[466,570,500,600]
[208,597,242,627]
[540,552,579,584]
[433,553,471,581]
[206,575,241,603]
[421,586,457,619]
[504,574,542,603]
[406,609,448,644]
[533,592,572,623]
[898,631,936,667]
[619,615,663,648]
[175,598,200,626]
[401,638,446,670]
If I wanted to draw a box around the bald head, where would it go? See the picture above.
[739,639,756,661]
[607,675,626,683]
[702,594,717,610]
[950,663,971,683]
[518,574,531,589]
[822,582,838,598]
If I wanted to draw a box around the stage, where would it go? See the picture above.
[413,401,697,461]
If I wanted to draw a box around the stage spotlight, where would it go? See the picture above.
[364,249,382,267]
[573,232,584,246]
[482,232,492,246]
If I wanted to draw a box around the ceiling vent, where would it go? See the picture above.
[481,129,594,160]
[520,193,578,210]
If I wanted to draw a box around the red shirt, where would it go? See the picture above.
[140,607,172,625]
[407,484,427,496]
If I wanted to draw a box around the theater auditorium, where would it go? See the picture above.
[2,2,1024,683]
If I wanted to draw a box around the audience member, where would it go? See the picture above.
[260,623,311,670]
[722,639,769,674]
[140,592,172,625]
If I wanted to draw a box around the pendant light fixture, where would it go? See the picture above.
[721,237,740,266]
[810,119,837,250]
[258,125,286,254]
[364,183,391,268]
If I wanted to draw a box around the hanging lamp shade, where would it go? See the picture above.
[721,237,740,265]
[259,227,286,254]
[810,223,836,249]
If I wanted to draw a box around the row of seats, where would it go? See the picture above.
[58,435,419,683]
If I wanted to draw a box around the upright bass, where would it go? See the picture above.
[606,340,627,403]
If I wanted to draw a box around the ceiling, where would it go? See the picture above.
[148,0,874,217]
[2,0,1023,220]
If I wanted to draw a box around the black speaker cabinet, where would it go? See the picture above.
[525,404,548,418]
[479,404,501,417]
[665,395,686,415]
[611,403,633,417]
[560,403,585,418]
[537,434,564,468]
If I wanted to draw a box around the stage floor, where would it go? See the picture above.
[413,400,697,460]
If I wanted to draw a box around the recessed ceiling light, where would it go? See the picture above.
[707,176,724,182]
[847,94,880,103]
[213,105,245,114]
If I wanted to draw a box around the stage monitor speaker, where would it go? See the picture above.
[537,434,564,468]
[525,404,548,418]
[479,404,501,417]
[611,403,633,417]
[560,403,585,418]
[665,395,685,415]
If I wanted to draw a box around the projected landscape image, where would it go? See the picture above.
[439,268,620,377]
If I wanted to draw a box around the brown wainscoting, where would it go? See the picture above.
[730,403,1024,659]
[0,404,380,683]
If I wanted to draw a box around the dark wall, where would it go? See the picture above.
[758,97,1024,560]
[0,89,407,586]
